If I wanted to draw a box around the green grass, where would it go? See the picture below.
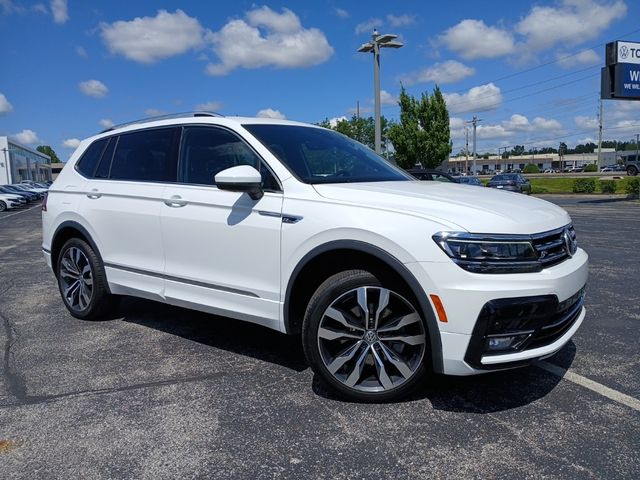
[479,176,636,194]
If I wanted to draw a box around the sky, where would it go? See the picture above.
[1,0,639,160]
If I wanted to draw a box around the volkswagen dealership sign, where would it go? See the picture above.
[602,40,640,100]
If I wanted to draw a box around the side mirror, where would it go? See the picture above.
[215,165,264,200]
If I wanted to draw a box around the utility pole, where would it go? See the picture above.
[464,126,469,174]
[356,100,360,119]
[467,116,481,175]
[357,30,403,154]
[597,98,603,170]
[636,133,639,161]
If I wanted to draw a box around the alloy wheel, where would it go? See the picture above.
[59,247,93,311]
[317,286,426,393]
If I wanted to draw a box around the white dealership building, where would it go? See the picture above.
[0,136,52,184]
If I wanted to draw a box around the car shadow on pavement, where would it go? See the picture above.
[112,296,576,412]
[114,296,308,372]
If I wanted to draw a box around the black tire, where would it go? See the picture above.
[0,200,6,212]
[628,166,638,176]
[56,238,113,320]
[302,270,429,402]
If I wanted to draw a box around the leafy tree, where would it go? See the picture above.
[583,163,598,172]
[510,145,525,156]
[317,115,389,151]
[387,85,451,169]
[36,145,60,164]
[523,163,540,173]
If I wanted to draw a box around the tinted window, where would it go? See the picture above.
[76,138,108,177]
[432,173,452,183]
[94,137,116,179]
[179,127,262,186]
[110,127,179,182]
[244,124,410,184]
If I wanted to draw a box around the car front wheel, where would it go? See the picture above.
[628,166,638,176]
[302,270,428,402]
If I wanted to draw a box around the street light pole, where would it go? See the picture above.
[358,30,403,155]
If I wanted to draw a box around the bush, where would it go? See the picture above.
[523,163,540,173]
[625,177,640,196]
[599,180,617,194]
[572,178,596,193]
[583,163,597,172]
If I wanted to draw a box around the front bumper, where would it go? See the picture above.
[405,247,588,375]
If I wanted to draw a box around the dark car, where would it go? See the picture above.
[487,173,532,194]
[457,176,484,186]
[407,168,458,183]
[0,185,39,201]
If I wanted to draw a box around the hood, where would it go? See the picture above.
[313,181,571,234]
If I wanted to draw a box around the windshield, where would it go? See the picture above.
[243,124,412,184]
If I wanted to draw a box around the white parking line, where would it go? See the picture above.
[538,361,640,412]
[0,204,41,221]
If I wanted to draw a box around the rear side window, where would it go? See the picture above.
[76,138,108,177]
[94,137,116,179]
[179,126,260,186]
[110,127,179,182]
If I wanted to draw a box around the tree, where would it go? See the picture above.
[317,115,388,151]
[523,164,540,173]
[387,85,451,169]
[36,145,60,164]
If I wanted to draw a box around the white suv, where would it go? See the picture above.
[42,113,588,401]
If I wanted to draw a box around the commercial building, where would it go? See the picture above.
[447,148,618,174]
[0,136,52,184]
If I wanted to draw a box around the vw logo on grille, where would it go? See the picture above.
[562,228,577,257]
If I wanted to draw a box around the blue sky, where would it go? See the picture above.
[1,0,639,159]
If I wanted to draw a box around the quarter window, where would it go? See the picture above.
[109,128,179,182]
[76,138,107,177]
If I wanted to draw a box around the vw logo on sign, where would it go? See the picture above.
[562,228,577,257]
[620,45,630,59]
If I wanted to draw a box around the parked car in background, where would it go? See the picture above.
[2,184,42,199]
[0,186,37,202]
[457,176,484,186]
[0,193,24,211]
[407,168,458,183]
[487,173,532,194]
[626,158,639,176]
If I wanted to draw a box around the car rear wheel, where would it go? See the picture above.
[56,238,113,320]
[628,166,638,176]
[0,200,6,212]
[302,270,428,402]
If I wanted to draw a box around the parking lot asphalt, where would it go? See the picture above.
[1,197,639,479]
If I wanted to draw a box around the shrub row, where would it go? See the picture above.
[571,177,640,195]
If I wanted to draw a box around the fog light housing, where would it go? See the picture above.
[485,333,531,352]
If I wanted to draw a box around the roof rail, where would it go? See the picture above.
[99,111,224,134]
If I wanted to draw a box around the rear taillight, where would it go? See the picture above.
[42,192,48,212]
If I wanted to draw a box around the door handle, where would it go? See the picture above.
[86,189,102,199]
[164,195,187,208]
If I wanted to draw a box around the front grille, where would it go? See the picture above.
[531,225,576,268]
[464,286,585,369]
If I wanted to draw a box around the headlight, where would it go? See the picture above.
[432,232,541,273]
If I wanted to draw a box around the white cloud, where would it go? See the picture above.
[532,116,562,130]
[75,46,88,58]
[195,100,223,111]
[401,60,475,86]
[335,8,349,19]
[379,90,397,106]
[50,0,67,24]
[33,3,47,14]
[329,116,347,127]
[444,83,502,114]
[10,129,40,145]
[206,6,333,76]
[502,114,530,131]
[256,108,286,119]
[355,18,382,35]
[0,92,13,115]
[99,118,114,129]
[101,10,204,64]
[438,19,515,59]
[575,115,598,129]
[79,79,108,98]
[144,108,165,117]
[387,14,415,28]
[516,0,627,53]
[62,138,81,149]
[556,49,600,69]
